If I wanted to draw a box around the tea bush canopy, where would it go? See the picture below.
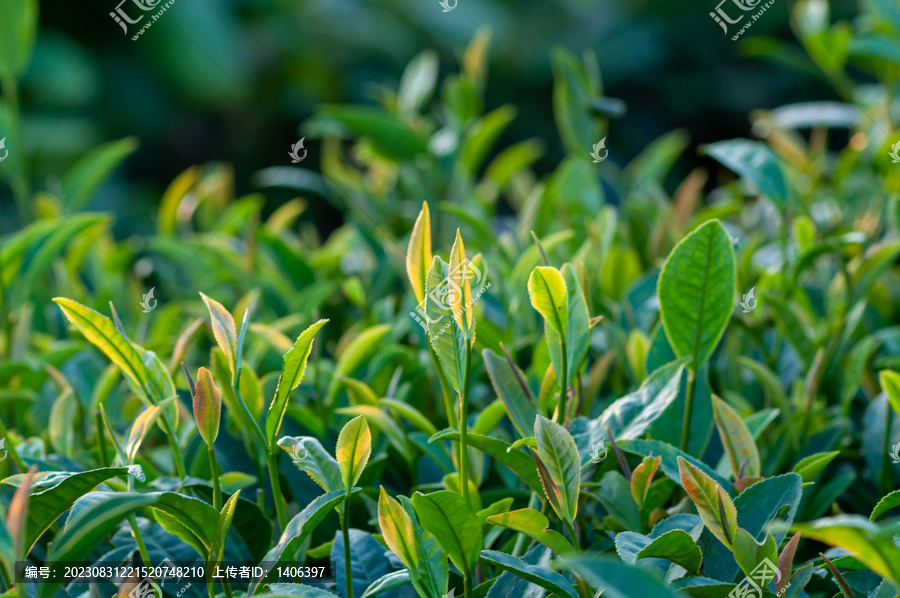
[1,0,900,597]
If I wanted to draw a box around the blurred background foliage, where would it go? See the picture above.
[0,0,870,235]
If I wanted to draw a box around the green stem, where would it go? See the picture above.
[680,370,696,453]
[95,411,108,468]
[209,445,222,510]
[266,450,288,531]
[342,498,353,598]
[561,520,592,598]
[463,573,473,598]
[128,515,152,567]
[429,347,457,428]
[562,518,581,553]
[459,344,472,507]
[160,417,187,479]
[0,415,25,472]
[557,338,568,424]
[232,377,288,530]
[232,379,268,450]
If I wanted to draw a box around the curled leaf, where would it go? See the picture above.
[194,367,222,448]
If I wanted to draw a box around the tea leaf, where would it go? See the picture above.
[658,220,736,370]
[266,319,328,444]
[152,491,221,555]
[125,397,176,462]
[677,456,737,548]
[592,360,686,447]
[377,487,418,569]
[200,293,239,377]
[53,298,156,403]
[47,491,159,563]
[776,533,801,595]
[336,415,372,490]
[480,550,578,598]
[528,266,568,335]
[398,495,449,598]
[631,455,662,507]
[328,324,391,403]
[379,398,437,435]
[7,466,36,562]
[634,529,702,574]
[485,509,573,555]
[619,439,733,491]
[703,473,802,582]
[61,137,139,210]
[546,264,590,388]
[277,436,343,493]
[428,429,543,493]
[406,201,432,305]
[704,139,788,205]
[0,0,37,78]
[483,348,537,439]
[360,570,412,598]
[712,395,760,478]
[870,490,900,521]
[534,415,580,522]
[448,230,475,337]
[194,367,221,448]
[879,370,900,417]
[551,48,599,157]
[594,470,640,531]
[318,105,428,160]
[252,490,349,590]
[341,377,380,406]
[792,451,839,483]
[398,50,438,116]
[733,528,778,579]
[412,490,483,576]
[210,490,241,564]
[336,405,412,463]
[426,256,468,393]
[559,555,684,598]
[11,466,132,556]
[332,529,396,598]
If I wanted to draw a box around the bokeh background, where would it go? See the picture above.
[2,0,859,235]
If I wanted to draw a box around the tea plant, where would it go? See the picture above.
[2,0,900,597]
